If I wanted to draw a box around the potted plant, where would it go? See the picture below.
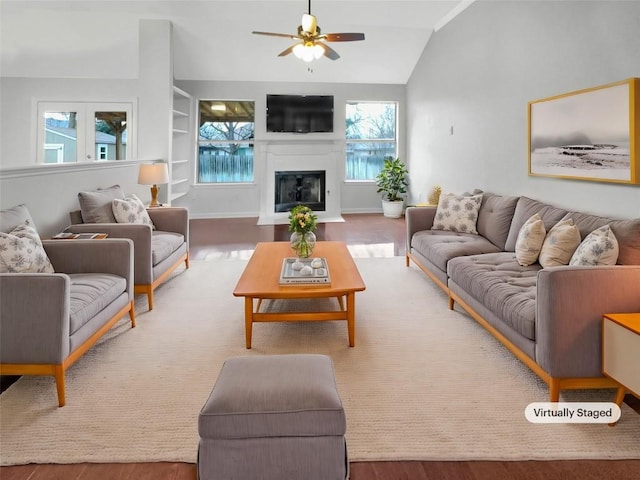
[375,157,409,218]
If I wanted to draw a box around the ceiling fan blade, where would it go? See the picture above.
[319,42,340,60]
[252,31,299,40]
[323,33,365,42]
[278,44,299,57]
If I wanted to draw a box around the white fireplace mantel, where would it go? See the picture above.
[257,140,345,225]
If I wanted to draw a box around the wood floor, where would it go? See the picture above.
[2,214,639,480]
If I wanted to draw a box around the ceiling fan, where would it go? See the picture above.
[252,0,365,62]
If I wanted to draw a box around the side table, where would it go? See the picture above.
[602,313,640,424]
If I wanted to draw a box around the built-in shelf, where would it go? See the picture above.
[169,85,193,204]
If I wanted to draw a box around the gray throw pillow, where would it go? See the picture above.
[78,185,125,223]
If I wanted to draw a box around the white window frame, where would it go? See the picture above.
[36,101,135,164]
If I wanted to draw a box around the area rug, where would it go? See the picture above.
[1,257,639,465]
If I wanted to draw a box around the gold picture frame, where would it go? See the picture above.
[528,78,639,184]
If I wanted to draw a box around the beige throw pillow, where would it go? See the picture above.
[431,193,483,234]
[515,213,546,266]
[539,218,581,268]
[0,224,54,273]
[78,185,125,223]
[569,225,619,266]
[112,194,155,229]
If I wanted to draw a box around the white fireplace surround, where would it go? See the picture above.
[257,140,345,225]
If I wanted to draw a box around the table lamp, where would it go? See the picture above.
[138,163,169,207]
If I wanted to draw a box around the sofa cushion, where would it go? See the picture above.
[112,194,155,229]
[504,197,568,252]
[0,224,55,273]
[0,204,37,234]
[78,185,125,223]
[432,193,483,234]
[411,230,501,272]
[515,214,546,267]
[448,252,540,341]
[68,273,127,335]
[561,211,640,265]
[569,225,619,266]
[476,193,519,250]
[539,218,581,268]
[151,231,185,266]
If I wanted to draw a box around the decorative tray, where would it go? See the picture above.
[279,257,331,285]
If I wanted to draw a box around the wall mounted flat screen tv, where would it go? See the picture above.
[266,94,334,133]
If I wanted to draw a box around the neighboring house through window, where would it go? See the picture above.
[345,101,397,180]
[37,102,133,163]
[198,100,255,183]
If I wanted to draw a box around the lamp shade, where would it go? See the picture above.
[138,163,169,185]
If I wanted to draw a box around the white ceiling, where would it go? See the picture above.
[1,0,473,84]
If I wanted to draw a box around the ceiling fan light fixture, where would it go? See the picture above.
[313,43,324,59]
[293,42,319,62]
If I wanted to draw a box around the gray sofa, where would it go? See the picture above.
[406,193,640,401]
[67,185,189,310]
[0,204,135,406]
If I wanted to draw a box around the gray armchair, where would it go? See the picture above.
[67,186,189,310]
[0,204,135,407]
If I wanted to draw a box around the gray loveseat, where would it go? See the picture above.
[0,204,135,406]
[406,193,640,401]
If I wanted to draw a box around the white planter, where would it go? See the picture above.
[381,199,404,218]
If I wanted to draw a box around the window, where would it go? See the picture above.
[345,101,397,180]
[37,102,133,163]
[198,100,255,183]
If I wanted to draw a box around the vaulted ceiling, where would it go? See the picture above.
[1,1,474,84]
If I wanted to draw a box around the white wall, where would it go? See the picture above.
[406,0,640,218]
[0,75,404,225]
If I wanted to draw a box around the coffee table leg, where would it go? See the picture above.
[346,292,355,347]
[245,297,254,349]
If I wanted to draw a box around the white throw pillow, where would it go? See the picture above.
[431,193,483,234]
[539,218,581,268]
[112,194,155,229]
[0,224,55,273]
[569,225,619,266]
[515,213,546,267]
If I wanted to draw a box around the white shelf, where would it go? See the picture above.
[172,159,189,165]
[170,191,188,201]
[173,109,189,117]
[172,178,189,186]
[172,128,189,134]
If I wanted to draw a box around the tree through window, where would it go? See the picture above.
[198,100,255,183]
[345,101,397,180]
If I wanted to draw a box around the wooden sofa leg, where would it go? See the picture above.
[448,296,454,310]
[185,254,190,269]
[54,365,66,407]
[129,300,136,327]
[405,255,410,267]
[147,287,154,311]
[549,378,560,402]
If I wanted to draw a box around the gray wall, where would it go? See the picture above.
[406,0,640,218]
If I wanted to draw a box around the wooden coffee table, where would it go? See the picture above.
[233,241,366,348]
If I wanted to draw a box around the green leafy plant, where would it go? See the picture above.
[288,205,318,234]
[375,157,409,202]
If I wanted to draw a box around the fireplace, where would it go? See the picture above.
[274,170,326,212]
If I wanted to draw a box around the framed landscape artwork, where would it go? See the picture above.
[528,78,639,184]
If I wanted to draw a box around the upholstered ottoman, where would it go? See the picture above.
[198,354,348,480]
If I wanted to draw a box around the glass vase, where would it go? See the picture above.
[290,231,316,258]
